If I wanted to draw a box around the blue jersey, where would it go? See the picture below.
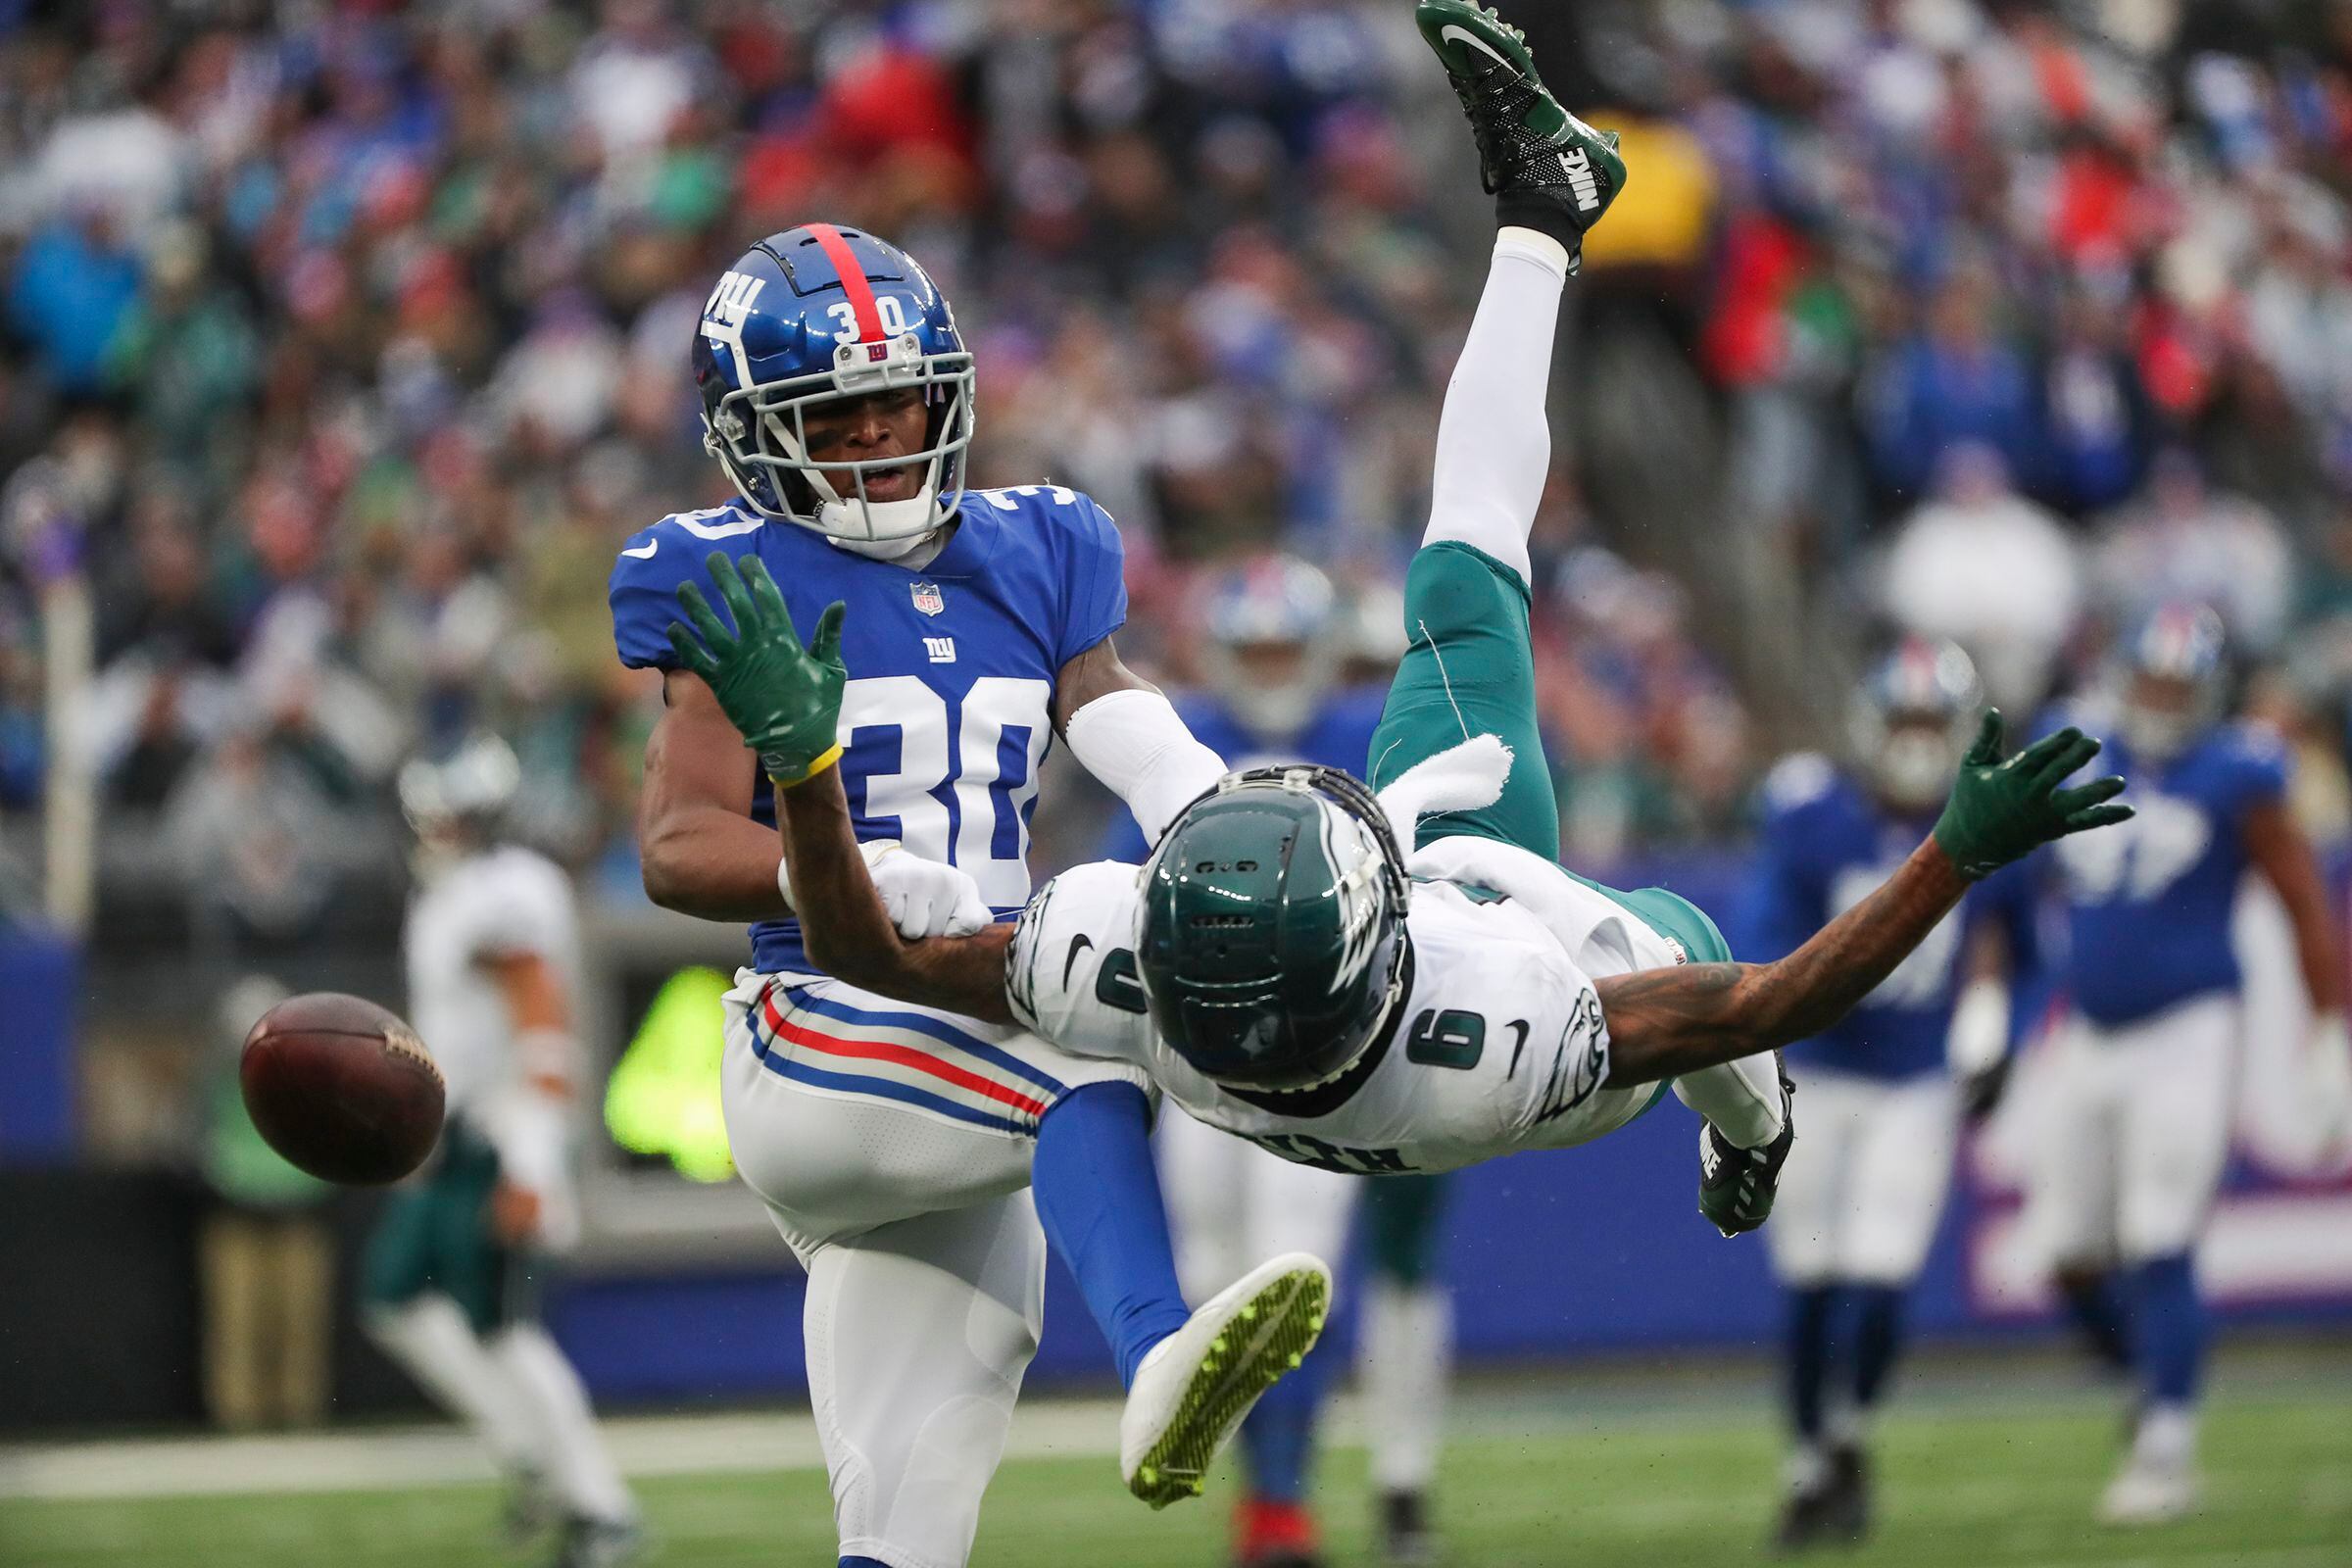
[610,486,1128,975]
[2045,708,2290,1026]
[1096,686,1388,860]
[1738,755,2034,1081]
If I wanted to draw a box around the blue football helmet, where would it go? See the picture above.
[694,224,976,545]
[1200,555,1342,741]
[1850,637,1983,811]
[2118,602,2227,760]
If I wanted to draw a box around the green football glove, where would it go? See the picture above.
[1933,710,2132,880]
[666,552,848,787]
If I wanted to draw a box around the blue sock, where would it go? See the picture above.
[2128,1252,2206,1405]
[1847,1283,1905,1411]
[1239,1335,1330,1503]
[1784,1285,1837,1443]
[1032,1082,1192,1389]
[2056,1265,2133,1374]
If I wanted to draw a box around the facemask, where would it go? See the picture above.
[1875,729,1955,811]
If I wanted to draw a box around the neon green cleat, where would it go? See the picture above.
[1118,1252,1333,1510]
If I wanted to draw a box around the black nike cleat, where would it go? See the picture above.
[1415,0,1626,266]
[1698,1060,1796,1237]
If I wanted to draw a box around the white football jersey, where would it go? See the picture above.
[1005,834,1682,1174]
[404,845,581,1116]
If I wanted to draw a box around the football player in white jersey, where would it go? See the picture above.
[662,0,2136,1513]
[361,735,641,1568]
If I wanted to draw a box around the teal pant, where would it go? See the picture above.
[1358,542,1730,1272]
[1365,540,1729,962]
[361,1120,538,1334]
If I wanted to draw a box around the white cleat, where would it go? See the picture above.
[1118,1251,1332,1509]
[2098,1454,2200,1526]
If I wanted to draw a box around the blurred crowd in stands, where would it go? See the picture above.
[7,0,2352,937]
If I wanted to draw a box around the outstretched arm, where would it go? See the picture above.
[776,765,1016,1023]
[1600,840,1967,1084]
[1598,713,2130,1088]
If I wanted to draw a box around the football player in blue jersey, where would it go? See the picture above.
[1740,639,2034,1549]
[609,223,1269,1568]
[2028,604,2349,1524]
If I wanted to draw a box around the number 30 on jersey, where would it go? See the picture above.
[837,675,1049,908]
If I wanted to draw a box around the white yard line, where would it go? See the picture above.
[0,1400,1132,1502]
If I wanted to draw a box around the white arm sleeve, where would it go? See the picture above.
[1064,688,1228,847]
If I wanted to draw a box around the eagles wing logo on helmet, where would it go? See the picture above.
[1318,798,1390,999]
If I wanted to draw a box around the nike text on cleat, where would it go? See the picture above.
[1561,148,1600,214]
[1120,1252,1333,1510]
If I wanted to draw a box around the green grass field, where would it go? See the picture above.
[4,1377,2348,1568]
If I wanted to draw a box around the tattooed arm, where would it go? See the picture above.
[1596,841,1969,1087]
[776,766,1019,1024]
[1597,713,2134,1088]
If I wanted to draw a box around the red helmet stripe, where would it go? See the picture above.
[806,222,886,342]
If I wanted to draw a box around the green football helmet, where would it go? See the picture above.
[1136,764,1412,1092]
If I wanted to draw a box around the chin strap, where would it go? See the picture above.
[815,486,947,558]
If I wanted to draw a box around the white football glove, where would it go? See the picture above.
[860,840,993,940]
[480,1088,581,1253]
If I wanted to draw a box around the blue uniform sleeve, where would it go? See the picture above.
[1735,760,1837,963]
[1054,494,1129,668]
[2222,723,2292,815]
[609,523,690,671]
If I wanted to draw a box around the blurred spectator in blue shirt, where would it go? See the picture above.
[1861,265,2045,506]
[8,211,144,394]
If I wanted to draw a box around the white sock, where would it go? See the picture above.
[1359,1279,1452,1493]
[1419,228,1570,584]
[365,1298,542,1473]
[1785,1443,1829,1494]
[1674,1054,1787,1149]
[491,1325,636,1525]
[2133,1402,2197,1469]
[1827,1402,1869,1450]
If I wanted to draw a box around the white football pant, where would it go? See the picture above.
[720,970,1152,1568]
[1156,1107,1360,1308]
[1767,1068,1958,1287]
[2022,995,2236,1269]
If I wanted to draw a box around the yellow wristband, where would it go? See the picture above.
[768,741,845,792]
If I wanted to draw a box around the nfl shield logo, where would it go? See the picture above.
[910,582,946,616]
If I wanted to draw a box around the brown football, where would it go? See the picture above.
[240,992,445,1185]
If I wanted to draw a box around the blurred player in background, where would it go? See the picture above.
[362,735,640,1568]
[2030,605,2350,1524]
[1343,577,1456,1568]
[1102,557,1448,1566]
[1741,640,2031,1549]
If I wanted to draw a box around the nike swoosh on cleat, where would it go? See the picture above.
[1440,23,1513,69]
[619,540,659,559]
